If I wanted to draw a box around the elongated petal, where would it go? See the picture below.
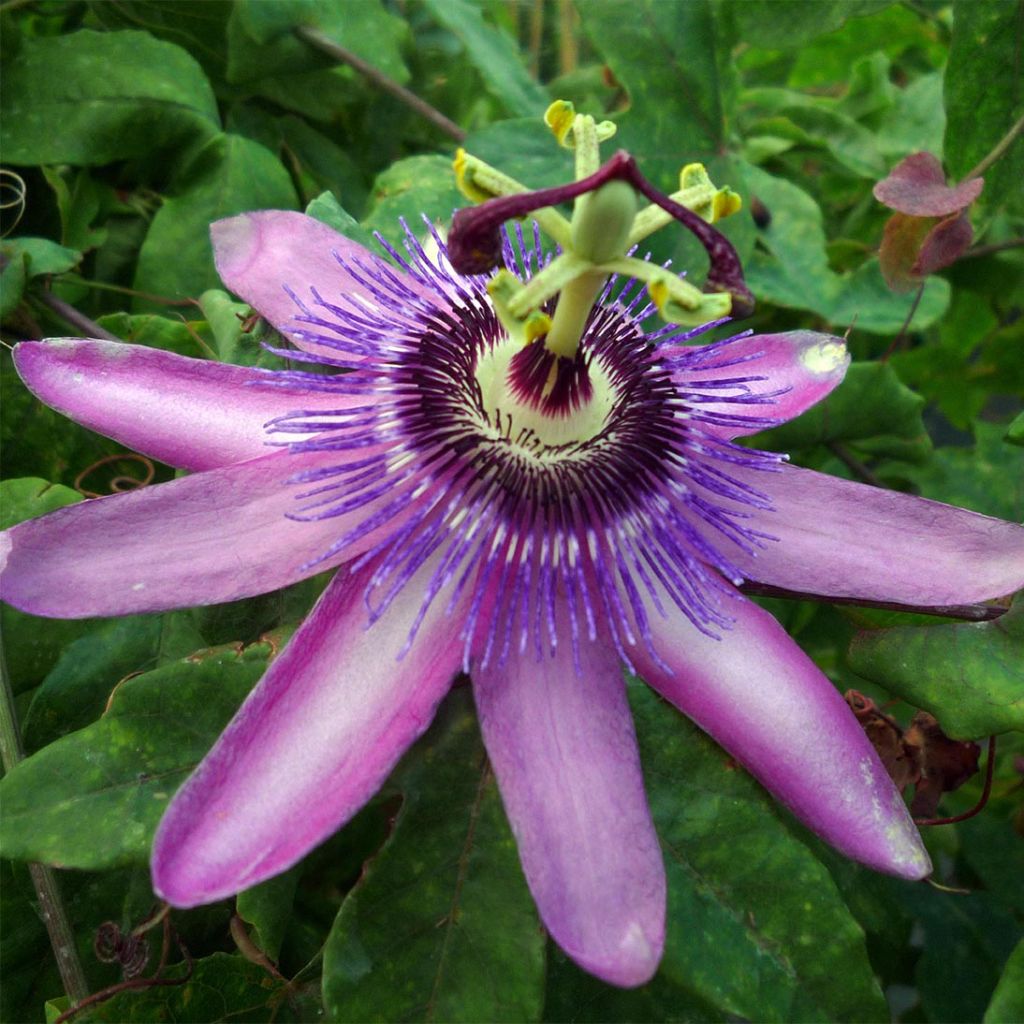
[633,592,930,879]
[153,560,463,904]
[12,338,360,471]
[732,465,1024,605]
[473,628,665,987]
[0,448,398,618]
[212,211,431,357]
[677,331,850,438]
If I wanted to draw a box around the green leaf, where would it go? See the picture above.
[0,30,218,165]
[579,0,725,165]
[629,681,888,1022]
[543,947,722,1022]
[95,311,211,358]
[876,72,945,159]
[462,118,575,191]
[0,641,269,868]
[323,691,545,1024]
[22,611,207,752]
[361,155,465,243]
[741,161,949,332]
[278,115,369,215]
[848,598,1024,739]
[751,361,931,463]
[985,938,1024,1024]
[134,133,297,307]
[0,247,26,320]
[422,0,549,118]
[226,0,408,85]
[897,884,1023,1024]
[305,191,378,251]
[3,238,81,278]
[86,0,233,82]
[237,868,301,963]
[945,0,1024,213]
[902,421,1024,522]
[1008,411,1024,448]
[721,0,889,49]
[83,952,313,1022]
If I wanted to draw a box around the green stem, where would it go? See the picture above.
[963,113,1024,181]
[295,26,465,143]
[0,642,90,1004]
[544,272,606,358]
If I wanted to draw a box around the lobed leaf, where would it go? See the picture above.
[322,691,545,1024]
[0,30,218,166]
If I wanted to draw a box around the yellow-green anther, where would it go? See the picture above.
[453,149,574,249]
[712,188,742,221]
[647,276,733,326]
[545,100,576,147]
[571,180,638,264]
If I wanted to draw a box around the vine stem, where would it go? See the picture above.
[963,114,1024,182]
[294,26,465,142]
[0,642,90,1003]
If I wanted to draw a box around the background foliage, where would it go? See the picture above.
[1,1,1022,1022]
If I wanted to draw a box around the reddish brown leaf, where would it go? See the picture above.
[904,712,980,818]
[844,691,920,792]
[873,152,984,216]
[912,211,974,275]
[879,212,936,292]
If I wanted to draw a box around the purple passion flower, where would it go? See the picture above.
[4,201,1024,988]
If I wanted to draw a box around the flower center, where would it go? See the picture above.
[474,338,615,450]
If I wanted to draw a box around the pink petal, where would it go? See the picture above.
[473,627,665,988]
[152,559,463,905]
[212,212,430,358]
[677,331,850,438]
[873,153,983,216]
[633,592,930,879]
[730,465,1024,606]
[0,448,402,618]
[12,338,362,471]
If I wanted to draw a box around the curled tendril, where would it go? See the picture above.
[74,454,156,498]
[0,169,28,238]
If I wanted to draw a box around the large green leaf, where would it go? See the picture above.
[721,0,890,49]
[423,0,548,118]
[87,0,233,81]
[0,642,269,867]
[848,598,1024,739]
[22,611,207,752]
[751,361,931,463]
[578,0,726,175]
[361,155,465,242]
[82,952,315,1023]
[134,133,297,307]
[226,0,408,85]
[629,681,888,1022]
[985,938,1024,1024]
[322,691,545,1024]
[0,30,218,166]
[945,0,1024,213]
